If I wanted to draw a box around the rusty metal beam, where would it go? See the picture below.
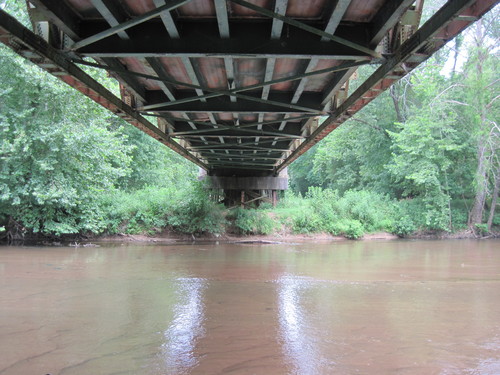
[139,60,370,111]
[29,0,81,40]
[0,8,207,170]
[370,0,417,45]
[29,0,148,103]
[188,139,290,151]
[72,0,193,50]
[159,114,316,136]
[201,153,283,160]
[146,91,324,114]
[276,0,498,173]
[211,165,275,171]
[228,0,381,58]
[140,113,315,128]
[323,0,352,39]
[76,22,373,60]
[174,126,304,138]
[90,0,129,40]
[321,0,418,107]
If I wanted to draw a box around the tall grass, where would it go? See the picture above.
[226,207,276,235]
[100,183,226,235]
[96,185,477,239]
[275,188,415,238]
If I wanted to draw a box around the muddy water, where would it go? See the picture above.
[0,240,499,375]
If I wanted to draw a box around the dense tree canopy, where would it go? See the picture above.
[0,45,196,236]
[290,7,499,233]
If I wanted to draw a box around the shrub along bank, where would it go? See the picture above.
[2,184,499,242]
[96,186,499,239]
[94,186,422,239]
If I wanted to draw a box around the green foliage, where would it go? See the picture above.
[287,43,499,234]
[0,46,205,237]
[0,50,132,235]
[306,187,341,226]
[391,215,416,238]
[310,95,396,196]
[474,223,489,235]
[276,187,402,238]
[450,207,469,229]
[289,143,324,194]
[227,208,276,235]
[167,184,226,235]
[101,187,172,234]
[330,219,365,239]
[492,213,500,226]
[336,190,396,232]
[291,207,322,234]
[118,125,197,191]
[102,183,226,236]
[384,65,464,232]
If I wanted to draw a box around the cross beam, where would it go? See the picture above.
[228,0,380,58]
[276,0,499,173]
[75,21,375,60]
[72,0,192,50]
[0,8,207,170]
[139,60,369,111]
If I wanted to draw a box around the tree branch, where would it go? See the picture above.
[486,94,500,109]
[351,118,390,138]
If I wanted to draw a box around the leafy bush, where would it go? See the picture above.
[474,223,489,235]
[493,213,500,226]
[168,186,226,235]
[343,219,365,239]
[450,207,469,230]
[227,208,275,235]
[291,208,323,233]
[327,218,364,239]
[101,183,226,236]
[275,187,404,237]
[337,190,395,232]
[391,215,416,237]
[306,187,341,223]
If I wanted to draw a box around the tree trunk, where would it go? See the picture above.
[390,85,405,123]
[450,35,463,79]
[468,20,489,229]
[487,169,500,231]
[469,141,488,226]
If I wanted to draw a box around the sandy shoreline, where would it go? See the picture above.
[93,229,498,245]
[96,231,407,245]
[3,229,497,247]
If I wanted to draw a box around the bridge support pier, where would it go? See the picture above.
[222,189,281,208]
[200,169,288,208]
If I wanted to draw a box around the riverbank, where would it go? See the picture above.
[95,228,499,245]
[3,187,499,245]
[2,225,498,247]
[97,231,398,244]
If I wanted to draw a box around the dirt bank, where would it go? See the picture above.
[4,229,497,247]
[95,229,499,245]
[97,231,400,244]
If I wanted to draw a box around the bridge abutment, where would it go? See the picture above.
[199,169,288,207]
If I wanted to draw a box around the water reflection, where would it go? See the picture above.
[1,241,499,374]
[159,277,207,374]
[278,275,321,375]
[470,358,500,375]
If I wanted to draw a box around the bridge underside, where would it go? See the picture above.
[0,0,497,200]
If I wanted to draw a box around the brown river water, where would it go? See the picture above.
[0,240,499,375]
